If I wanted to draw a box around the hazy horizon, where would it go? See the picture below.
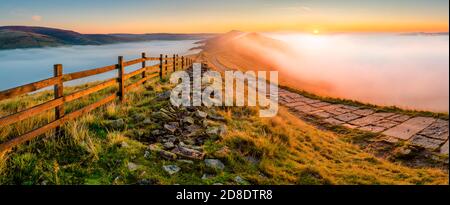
[1,0,448,33]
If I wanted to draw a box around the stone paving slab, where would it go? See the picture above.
[293,105,321,114]
[441,141,449,154]
[340,105,359,111]
[386,114,411,123]
[410,135,445,150]
[285,101,307,108]
[374,119,399,129]
[418,119,449,140]
[382,117,436,140]
[324,118,344,125]
[342,123,358,129]
[283,98,297,103]
[352,109,375,116]
[335,113,361,122]
[277,89,449,155]
[321,105,350,115]
[310,101,332,108]
[349,115,385,127]
[358,125,386,133]
[313,111,333,118]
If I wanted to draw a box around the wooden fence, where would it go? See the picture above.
[0,53,194,154]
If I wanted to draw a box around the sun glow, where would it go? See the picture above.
[313,29,320,35]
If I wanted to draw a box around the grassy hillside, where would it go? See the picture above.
[0,76,447,185]
[0,26,215,50]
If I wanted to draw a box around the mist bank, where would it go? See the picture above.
[0,40,201,90]
[203,31,449,112]
[266,33,449,112]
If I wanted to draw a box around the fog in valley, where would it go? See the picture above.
[265,33,449,112]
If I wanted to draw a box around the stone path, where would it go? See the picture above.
[277,89,449,155]
[206,57,449,156]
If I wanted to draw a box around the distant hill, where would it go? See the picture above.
[0,26,215,50]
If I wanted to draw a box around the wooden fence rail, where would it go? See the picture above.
[0,53,194,154]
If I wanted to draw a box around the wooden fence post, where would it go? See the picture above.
[181,56,185,69]
[118,56,125,103]
[141,52,146,84]
[165,55,168,74]
[54,64,64,136]
[176,54,179,70]
[159,54,163,81]
[173,54,176,72]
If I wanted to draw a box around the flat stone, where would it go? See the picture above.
[295,95,310,100]
[158,150,178,160]
[349,115,384,127]
[182,116,195,125]
[109,119,125,130]
[340,105,359,111]
[143,118,152,125]
[196,110,208,118]
[163,165,180,175]
[201,173,215,180]
[358,125,386,133]
[132,113,146,122]
[285,101,306,108]
[284,98,297,103]
[208,112,225,121]
[164,122,179,133]
[304,99,321,104]
[163,142,175,150]
[205,125,227,136]
[177,159,194,164]
[279,99,287,104]
[293,105,320,114]
[313,111,332,118]
[418,119,449,140]
[205,159,225,170]
[440,141,449,155]
[127,162,139,171]
[171,146,205,160]
[324,118,344,125]
[234,176,248,184]
[321,105,349,115]
[321,104,342,112]
[335,113,361,122]
[374,119,399,129]
[382,117,436,140]
[309,101,331,108]
[381,136,400,144]
[409,135,444,150]
[342,123,358,129]
[352,109,375,116]
[386,114,411,123]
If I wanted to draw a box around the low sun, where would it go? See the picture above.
[313,29,320,34]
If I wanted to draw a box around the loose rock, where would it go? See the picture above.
[164,123,178,133]
[127,162,139,171]
[163,165,180,175]
[172,146,205,160]
[234,176,247,184]
[196,110,208,118]
[204,159,225,170]
[109,119,125,130]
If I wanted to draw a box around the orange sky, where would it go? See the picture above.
[1,0,448,34]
